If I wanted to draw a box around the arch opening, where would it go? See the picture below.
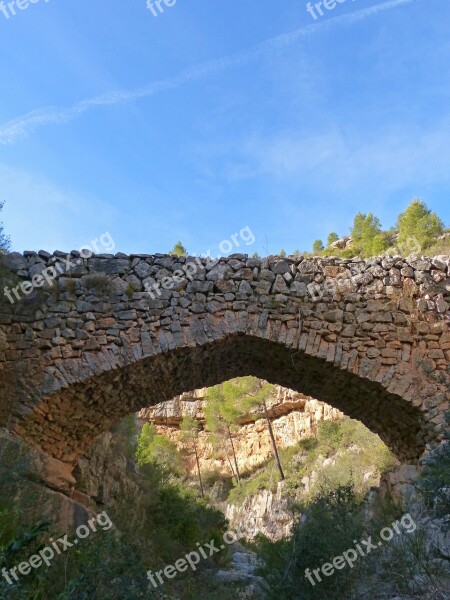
[15,335,429,464]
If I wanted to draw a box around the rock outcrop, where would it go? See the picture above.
[139,385,342,476]
[224,481,294,542]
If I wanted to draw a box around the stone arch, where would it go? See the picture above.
[1,252,448,468]
[4,333,435,464]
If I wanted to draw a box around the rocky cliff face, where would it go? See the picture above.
[139,385,342,477]
[224,482,294,541]
[73,425,140,510]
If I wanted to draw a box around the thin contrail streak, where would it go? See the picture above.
[0,0,419,145]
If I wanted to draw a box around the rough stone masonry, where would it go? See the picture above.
[0,251,448,473]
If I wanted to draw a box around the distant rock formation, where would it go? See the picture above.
[330,235,353,251]
[139,385,343,476]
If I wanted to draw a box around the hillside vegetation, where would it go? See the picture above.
[306,199,449,259]
[227,417,398,507]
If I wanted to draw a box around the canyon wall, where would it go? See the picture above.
[139,385,343,476]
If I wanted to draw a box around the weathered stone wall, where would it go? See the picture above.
[0,251,449,471]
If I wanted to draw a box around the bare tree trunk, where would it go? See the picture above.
[263,400,285,480]
[227,424,241,483]
[226,452,236,479]
[193,439,204,498]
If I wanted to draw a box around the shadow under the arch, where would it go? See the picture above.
[23,334,428,464]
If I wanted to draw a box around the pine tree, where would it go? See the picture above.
[205,387,241,483]
[180,416,204,498]
[312,240,324,255]
[397,199,444,252]
[351,212,388,257]
[170,241,187,257]
[135,422,182,475]
[207,378,286,481]
[238,378,286,481]
[327,232,339,247]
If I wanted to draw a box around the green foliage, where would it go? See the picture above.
[136,422,183,476]
[257,482,363,599]
[152,482,225,552]
[82,273,114,295]
[279,249,286,257]
[206,377,277,429]
[0,444,232,599]
[0,508,51,566]
[180,414,200,441]
[0,201,10,253]
[227,418,397,507]
[125,283,135,298]
[311,199,446,258]
[312,239,324,255]
[227,450,287,506]
[170,241,187,256]
[351,212,389,258]
[113,413,139,459]
[205,377,279,483]
[180,415,205,496]
[0,506,151,599]
[126,458,229,570]
[326,232,339,247]
[424,231,450,256]
[257,479,449,599]
[397,198,445,251]
[0,202,15,304]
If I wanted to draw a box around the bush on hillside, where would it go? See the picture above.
[256,482,363,600]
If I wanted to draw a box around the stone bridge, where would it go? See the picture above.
[0,251,449,469]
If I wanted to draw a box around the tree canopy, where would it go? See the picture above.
[396,198,444,251]
[298,199,447,258]
[312,240,325,255]
[350,212,389,258]
[169,241,187,257]
[136,423,182,475]
[326,232,339,247]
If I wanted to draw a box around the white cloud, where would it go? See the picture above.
[0,0,419,145]
[201,117,450,201]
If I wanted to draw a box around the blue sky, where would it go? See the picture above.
[0,0,448,256]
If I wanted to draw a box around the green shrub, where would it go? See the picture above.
[256,482,363,600]
[425,233,450,256]
[227,418,397,508]
[0,460,231,599]
[136,422,184,478]
[82,273,114,296]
